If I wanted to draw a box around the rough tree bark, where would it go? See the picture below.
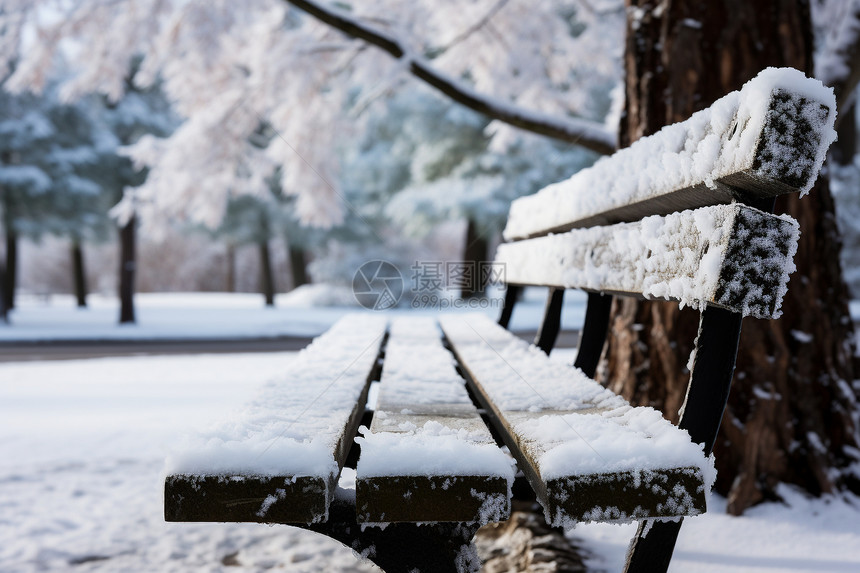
[118,216,136,324]
[71,238,88,308]
[601,0,860,515]
[3,230,17,310]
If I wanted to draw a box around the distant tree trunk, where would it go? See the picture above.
[225,243,236,293]
[259,240,275,307]
[3,230,17,310]
[602,0,860,515]
[288,245,308,290]
[71,238,88,308]
[118,216,136,324]
[0,264,7,322]
[832,102,856,167]
[461,218,489,299]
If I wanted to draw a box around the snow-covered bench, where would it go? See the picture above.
[493,67,835,571]
[162,68,836,573]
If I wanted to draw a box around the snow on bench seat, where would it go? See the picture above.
[356,317,514,525]
[163,314,386,524]
[504,67,836,240]
[496,203,799,319]
[438,314,714,528]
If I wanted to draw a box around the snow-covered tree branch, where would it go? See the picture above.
[284,0,617,155]
[0,0,623,231]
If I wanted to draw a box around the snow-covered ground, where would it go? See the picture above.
[0,352,380,572]
[2,290,860,572]
[0,287,586,342]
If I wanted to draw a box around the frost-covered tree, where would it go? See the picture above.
[0,84,114,309]
[0,0,621,233]
[99,68,177,322]
[214,194,282,306]
[0,61,174,317]
[362,88,601,296]
[0,88,50,309]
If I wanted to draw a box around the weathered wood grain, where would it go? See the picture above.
[356,317,511,524]
[496,204,799,319]
[504,81,834,241]
[164,315,386,524]
[439,314,709,527]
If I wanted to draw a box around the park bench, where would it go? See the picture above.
[163,67,836,573]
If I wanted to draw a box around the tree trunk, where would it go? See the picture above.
[71,239,88,308]
[289,245,308,290]
[259,240,275,307]
[601,0,860,515]
[3,230,17,310]
[225,243,236,293]
[0,263,7,322]
[461,218,490,299]
[831,102,856,167]
[118,216,136,324]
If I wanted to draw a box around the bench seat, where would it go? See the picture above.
[164,314,386,524]
[355,317,513,525]
[440,313,712,528]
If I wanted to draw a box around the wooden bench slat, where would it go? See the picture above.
[164,314,387,524]
[356,317,513,524]
[503,68,836,240]
[496,203,799,319]
[438,313,713,528]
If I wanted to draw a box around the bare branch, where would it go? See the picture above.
[434,0,509,55]
[283,0,618,155]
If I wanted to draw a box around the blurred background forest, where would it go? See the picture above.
[2,0,858,309]
[0,0,618,314]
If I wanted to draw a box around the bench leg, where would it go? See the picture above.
[498,285,522,328]
[305,497,482,573]
[624,304,743,572]
[534,287,565,354]
[677,305,743,452]
[624,519,683,573]
[573,292,613,377]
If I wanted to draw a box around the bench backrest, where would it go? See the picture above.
[492,66,837,572]
[496,66,836,337]
[503,67,835,241]
[497,67,835,318]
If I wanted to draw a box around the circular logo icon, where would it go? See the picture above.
[353,260,403,310]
